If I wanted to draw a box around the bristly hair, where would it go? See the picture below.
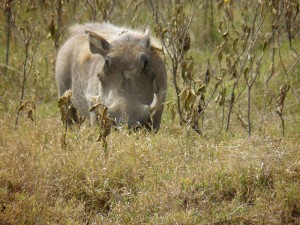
[68,22,162,50]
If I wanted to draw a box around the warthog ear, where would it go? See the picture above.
[86,31,110,56]
[142,29,151,49]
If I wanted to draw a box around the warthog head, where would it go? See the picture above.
[86,29,165,130]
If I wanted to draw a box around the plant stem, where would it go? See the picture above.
[4,1,12,76]
[15,40,29,129]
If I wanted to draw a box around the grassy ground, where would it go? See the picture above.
[0,107,299,224]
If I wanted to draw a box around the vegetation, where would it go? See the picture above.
[0,0,299,224]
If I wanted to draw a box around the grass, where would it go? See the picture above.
[0,1,300,224]
[0,110,299,224]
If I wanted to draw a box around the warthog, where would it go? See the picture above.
[55,23,167,130]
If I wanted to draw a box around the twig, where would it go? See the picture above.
[15,22,41,129]
[4,0,13,76]
[277,34,300,101]
[0,64,22,74]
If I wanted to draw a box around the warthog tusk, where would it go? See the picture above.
[87,95,101,105]
[149,93,158,116]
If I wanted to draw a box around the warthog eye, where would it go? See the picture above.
[141,54,149,71]
[104,56,111,72]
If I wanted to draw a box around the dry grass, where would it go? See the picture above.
[0,110,299,224]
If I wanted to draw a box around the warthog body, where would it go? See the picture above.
[55,23,167,130]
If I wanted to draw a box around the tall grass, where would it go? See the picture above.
[0,112,299,224]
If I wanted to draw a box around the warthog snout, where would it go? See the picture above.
[107,93,158,129]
